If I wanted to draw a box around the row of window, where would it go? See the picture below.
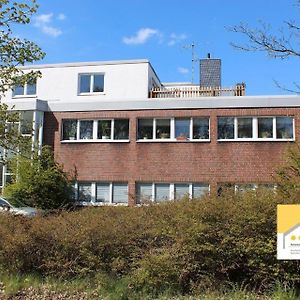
[218,117,294,140]
[62,119,129,141]
[13,74,105,97]
[77,182,128,204]
[76,182,209,205]
[75,181,276,205]
[136,182,209,204]
[217,183,276,195]
[62,116,294,142]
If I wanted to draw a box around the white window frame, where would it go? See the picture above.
[12,81,37,98]
[61,119,130,143]
[136,182,210,204]
[217,116,295,142]
[75,182,128,206]
[78,73,105,95]
[137,117,210,143]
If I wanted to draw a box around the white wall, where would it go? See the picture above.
[4,60,152,102]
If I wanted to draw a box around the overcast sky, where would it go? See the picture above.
[15,0,300,95]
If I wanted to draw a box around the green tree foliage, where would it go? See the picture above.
[0,0,45,157]
[0,0,45,94]
[4,147,75,209]
[276,143,300,198]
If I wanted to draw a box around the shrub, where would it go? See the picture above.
[0,190,299,295]
[4,146,75,209]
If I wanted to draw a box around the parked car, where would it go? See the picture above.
[0,197,39,217]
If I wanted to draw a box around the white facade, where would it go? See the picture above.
[3,59,161,104]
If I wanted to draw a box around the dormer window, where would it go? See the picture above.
[79,73,104,94]
[13,81,36,97]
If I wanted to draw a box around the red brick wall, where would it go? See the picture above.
[43,107,299,205]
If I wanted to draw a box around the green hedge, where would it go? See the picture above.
[0,190,299,295]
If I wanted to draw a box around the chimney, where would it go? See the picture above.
[200,54,221,88]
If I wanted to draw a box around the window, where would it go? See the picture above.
[175,119,190,140]
[276,117,293,139]
[79,74,104,94]
[136,183,153,203]
[193,184,210,198]
[136,182,209,204]
[217,183,276,195]
[218,116,294,141]
[155,184,170,202]
[13,80,37,97]
[237,118,252,138]
[79,120,93,140]
[78,183,92,202]
[156,119,170,139]
[62,120,77,140]
[98,120,111,139]
[114,119,129,140]
[137,117,210,142]
[138,119,153,140]
[76,182,128,205]
[112,183,128,203]
[62,119,130,142]
[258,118,273,138]
[20,111,34,135]
[218,117,234,139]
[174,184,189,199]
[193,118,209,139]
[96,183,110,203]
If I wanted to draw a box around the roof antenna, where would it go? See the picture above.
[183,41,199,84]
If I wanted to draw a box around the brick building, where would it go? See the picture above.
[3,59,299,206]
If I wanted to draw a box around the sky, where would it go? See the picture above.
[14,0,300,95]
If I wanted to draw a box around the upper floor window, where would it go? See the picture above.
[217,116,294,141]
[79,74,104,94]
[13,81,36,97]
[62,119,129,142]
[137,117,210,142]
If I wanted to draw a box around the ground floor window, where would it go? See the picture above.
[217,183,276,195]
[136,182,209,204]
[75,182,128,205]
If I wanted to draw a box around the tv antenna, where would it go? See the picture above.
[183,41,199,84]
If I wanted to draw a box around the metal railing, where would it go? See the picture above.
[150,84,246,98]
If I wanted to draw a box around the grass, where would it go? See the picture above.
[0,272,298,300]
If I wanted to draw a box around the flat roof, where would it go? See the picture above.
[19,59,150,70]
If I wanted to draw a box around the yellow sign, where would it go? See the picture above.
[278,205,300,260]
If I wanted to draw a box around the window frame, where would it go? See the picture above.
[74,182,128,206]
[136,182,210,204]
[78,73,105,95]
[217,116,295,142]
[61,119,130,143]
[12,81,37,98]
[137,117,210,142]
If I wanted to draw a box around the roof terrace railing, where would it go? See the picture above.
[150,83,245,98]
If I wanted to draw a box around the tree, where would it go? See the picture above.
[0,0,45,157]
[4,146,76,209]
[229,1,300,92]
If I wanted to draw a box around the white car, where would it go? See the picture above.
[0,197,39,217]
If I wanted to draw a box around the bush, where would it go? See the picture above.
[4,146,75,209]
[0,190,299,295]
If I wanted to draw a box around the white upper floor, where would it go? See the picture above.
[3,59,162,103]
